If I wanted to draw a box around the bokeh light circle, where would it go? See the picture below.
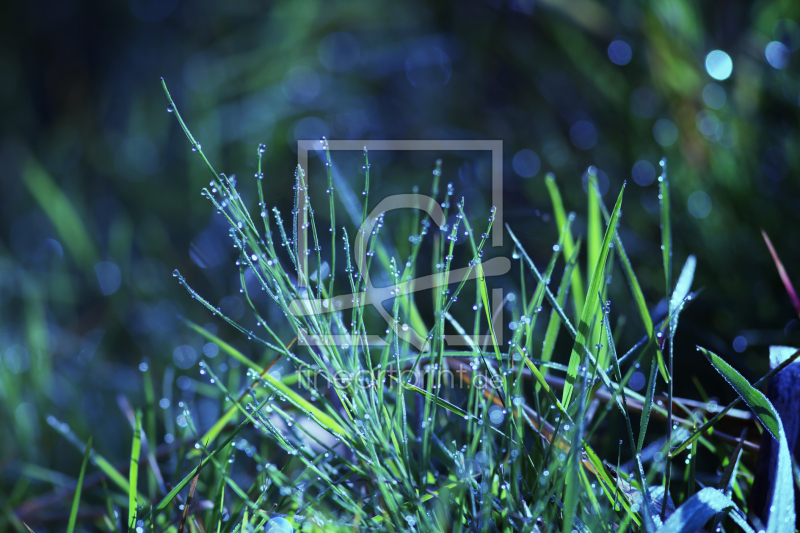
[705,50,733,80]
[688,191,712,218]
[608,40,632,65]
[632,160,655,186]
[653,119,678,146]
[512,149,541,178]
[702,83,726,109]
[765,41,790,69]
[569,121,597,150]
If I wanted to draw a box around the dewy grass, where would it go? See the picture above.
[27,80,797,532]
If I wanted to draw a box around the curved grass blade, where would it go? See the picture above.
[185,319,348,442]
[762,229,800,318]
[699,346,796,532]
[65,437,92,533]
[657,487,753,533]
[670,348,800,456]
[46,415,140,500]
[562,183,625,407]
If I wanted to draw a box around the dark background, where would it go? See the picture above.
[1,0,799,502]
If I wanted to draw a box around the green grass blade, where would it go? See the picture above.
[477,260,507,396]
[593,181,669,383]
[562,371,589,533]
[545,173,584,319]
[562,183,625,407]
[150,418,249,519]
[184,320,348,444]
[47,415,138,500]
[670,348,800,456]
[587,169,602,296]
[541,242,581,367]
[22,157,99,269]
[698,347,781,441]
[659,158,672,297]
[128,410,142,531]
[66,437,92,533]
[699,346,796,532]
[636,355,659,454]
[587,170,609,372]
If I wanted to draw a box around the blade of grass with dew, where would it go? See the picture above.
[562,183,625,407]
[686,421,698,500]
[65,437,92,533]
[477,256,508,402]
[698,346,796,532]
[671,348,800,456]
[545,173,584,320]
[659,158,671,300]
[541,241,582,370]
[663,255,696,516]
[593,180,669,383]
[128,410,141,531]
[185,320,347,445]
[586,169,608,372]
[562,368,589,533]
[657,487,753,533]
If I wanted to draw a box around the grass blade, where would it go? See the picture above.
[21,157,99,269]
[66,437,92,533]
[128,410,142,531]
[659,158,671,298]
[636,354,659,453]
[185,320,348,442]
[562,183,625,407]
[657,487,753,533]
[699,346,796,532]
[593,177,669,383]
[178,453,204,533]
[545,173,584,319]
[762,229,800,318]
[670,348,800,456]
[540,242,581,367]
[587,169,602,298]
[698,348,781,440]
[712,428,746,532]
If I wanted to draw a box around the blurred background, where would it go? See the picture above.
[2,0,799,517]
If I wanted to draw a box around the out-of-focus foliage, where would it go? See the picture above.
[1,0,799,526]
